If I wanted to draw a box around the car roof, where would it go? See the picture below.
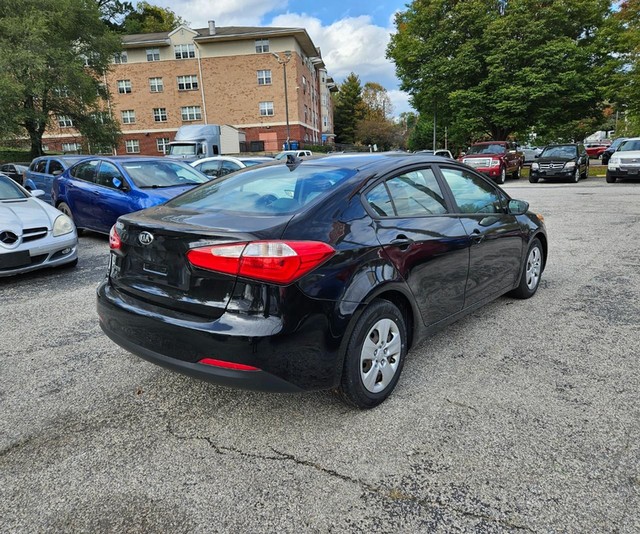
[191,156,244,165]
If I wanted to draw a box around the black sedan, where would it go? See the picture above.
[529,144,589,183]
[98,153,547,408]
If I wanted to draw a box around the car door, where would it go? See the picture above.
[65,159,101,228]
[93,161,137,233]
[364,165,469,326]
[578,144,588,174]
[29,159,49,197]
[437,165,525,306]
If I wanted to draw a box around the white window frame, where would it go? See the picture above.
[57,115,73,128]
[259,101,274,116]
[121,110,136,124]
[149,77,163,93]
[153,108,168,122]
[255,39,269,53]
[257,70,272,85]
[113,52,128,64]
[156,138,170,153]
[125,139,140,154]
[174,44,195,60]
[177,75,198,91]
[117,79,132,94]
[181,106,202,121]
[146,48,160,62]
[62,142,81,152]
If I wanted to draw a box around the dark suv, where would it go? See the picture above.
[529,144,588,183]
[601,137,628,166]
[24,155,90,204]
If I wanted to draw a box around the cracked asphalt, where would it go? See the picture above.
[1,178,639,533]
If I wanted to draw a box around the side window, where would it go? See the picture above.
[220,161,240,176]
[96,161,124,189]
[48,160,64,175]
[70,160,100,183]
[440,167,503,214]
[365,183,394,217]
[198,161,221,177]
[35,160,47,173]
[385,168,448,216]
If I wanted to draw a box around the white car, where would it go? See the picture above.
[274,150,313,160]
[607,137,640,183]
[190,156,273,178]
[0,174,77,277]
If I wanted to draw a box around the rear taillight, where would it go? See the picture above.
[186,240,335,284]
[109,225,121,250]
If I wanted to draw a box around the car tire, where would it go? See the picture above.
[606,174,616,184]
[529,175,539,183]
[498,166,506,184]
[582,165,589,179]
[512,165,522,180]
[509,238,544,299]
[58,202,83,236]
[337,299,407,409]
[572,168,580,183]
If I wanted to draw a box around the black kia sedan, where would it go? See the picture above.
[529,143,589,183]
[98,153,547,408]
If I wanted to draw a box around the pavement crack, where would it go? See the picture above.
[445,398,479,412]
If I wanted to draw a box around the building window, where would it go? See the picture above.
[259,101,274,116]
[153,108,168,122]
[177,75,198,91]
[149,77,163,93]
[174,44,195,59]
[57,115,73,128]
[146,48,160,61]
[257,70,272,85]
[125,139,140,153]
[181,106,202,121]
[302,76,307,94]
[113,52,128,64]
[121,110,136,124]
[117,80,132,94]
[255,39,269,53]
[157,138,170,153]
[62,142,81,152]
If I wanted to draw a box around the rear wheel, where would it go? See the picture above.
[58,202,83,236]
[337,299,407,409]
[509,238,543,299]
[606,173,616,183]
[512,165,522,179]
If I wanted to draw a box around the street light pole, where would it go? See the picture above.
[273,51,292,149]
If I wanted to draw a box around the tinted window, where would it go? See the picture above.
[167,164,356,215]
[366,183,394,217]
[440,167,502,214]
[96,161,124,189]
[35,160,47,173]
[220,161,241,176]
[49,160,64,174]
[197,161,221,177]
[121,161,209,188]
[0,176,27,199]
[71,160,100,183]
[385,168,448,216]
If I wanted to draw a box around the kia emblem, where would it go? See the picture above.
[138,231,154,246]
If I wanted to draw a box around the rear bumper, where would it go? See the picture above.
[96,280,344,392]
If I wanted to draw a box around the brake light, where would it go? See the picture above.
[199,358,259,371]
[109,225,121,250]
[187,240,335,284]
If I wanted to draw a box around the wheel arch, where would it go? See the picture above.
[533,231,548,273]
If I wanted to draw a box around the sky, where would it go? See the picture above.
[142,0,413,117]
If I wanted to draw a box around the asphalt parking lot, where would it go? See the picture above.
[1,177,639,533]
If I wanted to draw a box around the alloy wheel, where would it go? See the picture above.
[526,246,542,290]
[360,318,401,393]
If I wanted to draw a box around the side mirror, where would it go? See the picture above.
[52,170,63,176]
[508,199,529,215]
[31,189,46,198]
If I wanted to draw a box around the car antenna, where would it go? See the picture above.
[286,154,302,171]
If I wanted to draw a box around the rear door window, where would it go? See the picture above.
[34,160,47,173]
[48,160,64,175]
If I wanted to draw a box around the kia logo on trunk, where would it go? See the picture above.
[138,231,154,246]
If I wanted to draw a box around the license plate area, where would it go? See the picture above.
[0,250,31,269]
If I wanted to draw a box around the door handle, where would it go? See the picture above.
[391,235,414,249]
[470,229,485,244]
[93,190,101,195]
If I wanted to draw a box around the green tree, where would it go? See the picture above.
[388,0,612,142]
[361,82,393,121]
[334,73,365,144]
[122,1,186,34]
[0,0,122,157]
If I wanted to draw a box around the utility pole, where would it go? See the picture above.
[273,51,292,149]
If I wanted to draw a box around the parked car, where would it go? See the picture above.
[458,141,523,183]
[52,157,210,235]
[606,137,640,183]
[274,149,313,160]
[601,137,629,165]
[520,147,543,164]
[191,156,274,178]
[24,155,90,203]
[98,153,547,408]
[585,143,610,159]
[414,149,454,159]
[0,173,77,277]
[529,144,589,183]
[0,163,29,185]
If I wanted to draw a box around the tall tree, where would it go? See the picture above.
[361,82,393,121]
[387,0,612,142]
[121,1,186,34]
[334,73,364,144]
[0,0,122,157]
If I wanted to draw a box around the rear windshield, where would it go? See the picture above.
[122,160,210,188]
[541,145,577,158]
[467,144,506,155]
[166,164,357,215]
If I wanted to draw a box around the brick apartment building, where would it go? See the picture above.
[42,23,337,155]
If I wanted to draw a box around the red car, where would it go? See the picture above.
[458,141,523,184]
[585,143,610,159]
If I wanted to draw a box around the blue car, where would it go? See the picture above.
[52,157,210,234]
[24,155,91,204]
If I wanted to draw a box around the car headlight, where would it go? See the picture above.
[490,159,501,167]
[531,163,539,171]
[608,157,620,168]
[53,214,74,237]
[564,161,576,169]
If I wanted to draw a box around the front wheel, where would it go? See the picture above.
[606,173,616,184]
[57,202,83,236]
[337,299,407,409]
[529,175,539,183]
[497,166,506,184]
[509,238,544,299]
[572,167,580,183]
